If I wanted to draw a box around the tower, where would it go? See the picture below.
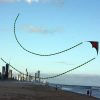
[8,70,12,79]
[5,63,9,79]
[26,68,29,81]
[37,70,40,83]
[0,72,1,79]
[2,66,5,79]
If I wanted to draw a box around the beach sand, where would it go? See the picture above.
[0,81,99,100]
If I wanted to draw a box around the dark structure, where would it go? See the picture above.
[0,64,14,80]
[0,72,1,79]
[5,63,9,79]
[2,66,5,79]
[37,70,40,82]
[35,73,37,82]
[35,70,40,82]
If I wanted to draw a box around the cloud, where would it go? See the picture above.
[0,0,64,6]
[0,0,22,3]
[26,25,49,33]
[22,25,64,34]
[56,62,74,65]
[25,0,39,4]
[0,0,16,3]
[26,0,64,7]
[26,0,64,5]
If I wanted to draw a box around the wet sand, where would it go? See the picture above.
[0,81,99,100]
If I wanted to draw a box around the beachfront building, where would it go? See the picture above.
[25,68,29,81]
[35,70,41,83]
[5,63,9,79]
[8,70,12,79]
[37,70,40,83]
[2,66,5,79]
[17,74,21,81]
[0,72,1,79]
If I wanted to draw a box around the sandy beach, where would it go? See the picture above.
[0,81,99,100]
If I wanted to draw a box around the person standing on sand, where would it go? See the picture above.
[90,88,92,96]
[55,85,58,91]
[87,90,89,96]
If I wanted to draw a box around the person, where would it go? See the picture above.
[89,88,92,96]
[87,90,89,96]
[55,85,58,91]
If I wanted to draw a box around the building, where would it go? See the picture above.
[0,72,1,79]
[37,70,40,82]
[35,70,40,82]
[8,70,12,79]
[2,66,5,79]
[5,63,9,79]
[26,68,29,81]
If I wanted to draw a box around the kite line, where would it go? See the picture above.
[10,13,99,79]
[1,57,96,79]
[1,58,28,76]
[14,14,99,56]
[14,13,83,56]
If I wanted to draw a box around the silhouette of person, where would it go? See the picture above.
[55,85,58,91]
[90,89,92,96]
[87,90,89,96]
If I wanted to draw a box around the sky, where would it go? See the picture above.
[0,0,100,76]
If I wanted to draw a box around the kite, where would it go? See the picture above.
[2,13,97,80]
[88,41,99,55]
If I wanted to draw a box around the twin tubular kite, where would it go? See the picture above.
[1,14,98,79]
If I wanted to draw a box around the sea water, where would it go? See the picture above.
[61,85,100,98]
[46,74,100,99]
[48,83,100,98]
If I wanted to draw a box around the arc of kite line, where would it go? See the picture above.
[40,57,95,79]
[1,57,95,79]
[14,13,83,56]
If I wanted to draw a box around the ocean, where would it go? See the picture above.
[48,83,100,99]
[45,74,100,99]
